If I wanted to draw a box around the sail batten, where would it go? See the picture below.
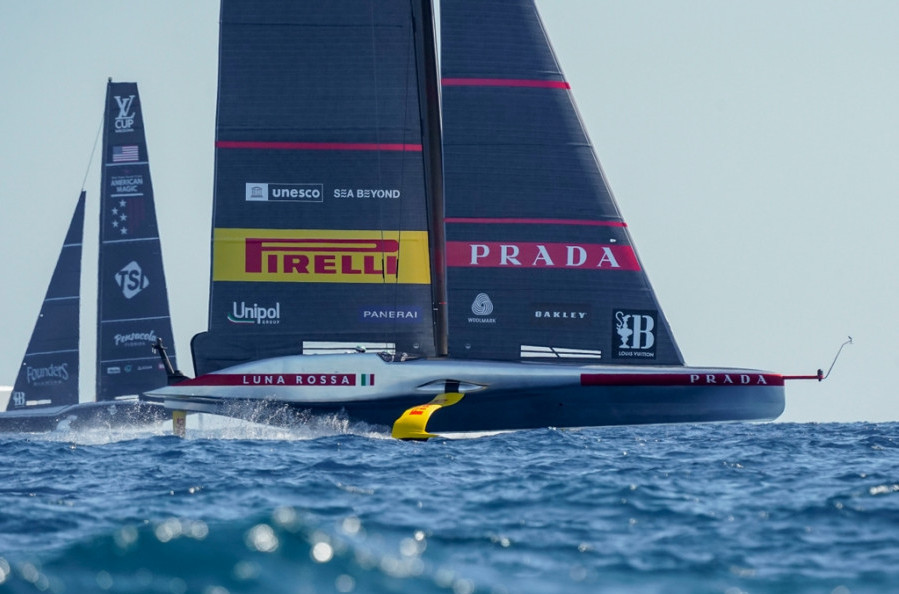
[217,141,423,152]
[446,218,628,227]
[442,78,570,89]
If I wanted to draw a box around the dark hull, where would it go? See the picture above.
[168,383,784,435]
[0,400,171,433]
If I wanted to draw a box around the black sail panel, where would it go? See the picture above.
[97,81,177,400]
[441,0,683,365]
[8,192,85,411]
[196,0,436,374]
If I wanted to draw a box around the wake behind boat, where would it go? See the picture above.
[1,81,176,432]
[145,0,818,438]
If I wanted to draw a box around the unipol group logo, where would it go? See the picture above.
[228,301,282,325]
[113,95,136,132]
[613,310,657,359]
[468,293,496,325]
[115,261,149,299]
[245,183,324,203]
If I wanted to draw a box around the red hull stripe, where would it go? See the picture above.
[442,78,570,89]
[181,373,364,387]
[446,217,627,227]
[580,373,785,387]
[216,140,422,152]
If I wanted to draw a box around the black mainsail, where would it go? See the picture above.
[192,0,440,374]
[97,82,177,399]
[7,193,85,412]
[441,0,682,365]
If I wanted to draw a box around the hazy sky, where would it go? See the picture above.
[0,1,896,423]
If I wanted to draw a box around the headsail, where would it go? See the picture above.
[7,193,85,411]
[440,0,683,365]
[97,81,177,400]
[193,0,440,374]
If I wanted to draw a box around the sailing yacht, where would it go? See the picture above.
[145,0,817,438]
[1,81,177,432]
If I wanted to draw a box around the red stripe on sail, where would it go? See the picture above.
[580,373,785,387]
[216,141,422,152]
[446,217,627,228]
[442,78,570,89]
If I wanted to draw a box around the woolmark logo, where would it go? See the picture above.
[113,95,136,132]
[613,310,657,359]
[468,293,496,325]
[229,301,281,325]
[471,293,494,316]
[246,183,323,203]
[115,261,149,299]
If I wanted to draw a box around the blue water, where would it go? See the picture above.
[1,420,897,593]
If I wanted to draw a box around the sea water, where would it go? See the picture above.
[0,420,897,594]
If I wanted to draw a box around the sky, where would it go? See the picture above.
[0,1,896,423]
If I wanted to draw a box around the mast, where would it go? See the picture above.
[413,0,448,357]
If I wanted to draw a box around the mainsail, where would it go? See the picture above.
[96,81,177,400]
[193,0,442,374]
[441,0,682,365]
[7,192,85,411]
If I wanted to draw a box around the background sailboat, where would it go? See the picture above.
[0,81,177,432]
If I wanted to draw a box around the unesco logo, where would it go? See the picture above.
[245,183,323,203]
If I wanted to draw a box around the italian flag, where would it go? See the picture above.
[359,374,375,386]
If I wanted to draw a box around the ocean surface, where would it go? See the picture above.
[0,419,897,594]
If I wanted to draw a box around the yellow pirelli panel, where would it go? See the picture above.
[212,228,432,284]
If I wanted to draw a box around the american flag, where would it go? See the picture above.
[112,145,139,162]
